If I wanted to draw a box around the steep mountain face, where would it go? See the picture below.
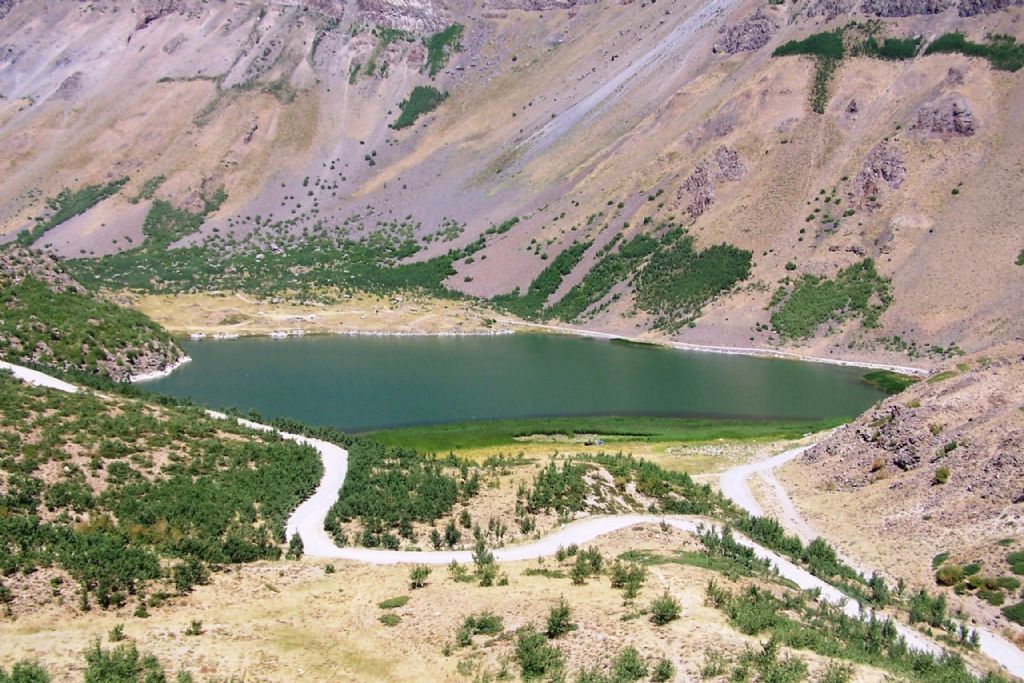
[0,0,1022,365]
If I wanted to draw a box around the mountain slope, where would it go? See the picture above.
[0,0,1022,366]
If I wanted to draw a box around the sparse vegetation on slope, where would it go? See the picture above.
[17,178,129,247]
[491,240,591,319]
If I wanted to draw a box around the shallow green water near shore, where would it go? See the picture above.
[143,334,885,432]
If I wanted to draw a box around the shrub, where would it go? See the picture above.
[934,466,950,485]
[83,640,166,683]
[0,661,51,683]
[935,564,964,586]
[184,620,203,636]
[651,658,675,682]
[409,565,432,589]
[924,32,1024,72]
[379,613,401,626]
[610,647,647,682]
[649,590,682,625]
[1002,600,1024,626]
[462,611,504,637]
[545,598,575,638]
[514,626,564,680]
[285,533,304,560]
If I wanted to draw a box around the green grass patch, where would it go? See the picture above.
[931,551,950,569]
[770,259,892,339]
[423,24,463,76]
[378,595,410,609]
[925,32,1024,72]
[860,36,921,60]
[523,567,567,579]
[379,613,401,626]
[861,370,918,395]
[391,86,448,129]
[926,370,958,385]
[362,416,843,452]
[129,175,166,204]
[18,177,129,246]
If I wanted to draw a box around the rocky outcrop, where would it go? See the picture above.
[679,146,746,218]
[486,0,598,9]
[850,140,906,208]
[912,97,976,137]
[0,248,83,294]
[135,0,189,30]
[860,0,951,15]
[806,0,855,20]
[357,0,451,32]
[713,9,777,54]
[957,0,1022,15]
[801,345,1024,518]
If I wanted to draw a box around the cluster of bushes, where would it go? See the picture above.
[0,374,322,608]
[391,86,448,129]
[633,229,752,331]
[0,276,180,379]
[769,259,892,339]
[492,240,591,319]
[705,581,1006,683]
[546,233,660,322]
[422,23,463,76]
[924,32,1024,72]
[773,30,844,114]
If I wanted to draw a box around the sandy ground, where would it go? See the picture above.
[128,291,515,337]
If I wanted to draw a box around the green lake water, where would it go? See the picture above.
[143,334,885,432]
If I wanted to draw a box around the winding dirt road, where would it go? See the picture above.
[5,361,1022,675]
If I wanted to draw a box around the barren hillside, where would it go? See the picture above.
[1,0,1022,366]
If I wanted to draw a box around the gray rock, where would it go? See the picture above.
[912,97,976,137]
[713,9,777,55]
[860,0,951,16]
[958,0,1022,15]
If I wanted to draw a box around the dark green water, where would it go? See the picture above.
[143,334,884,432]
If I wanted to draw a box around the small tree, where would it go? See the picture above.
[651,658,676,682]
[409,565,432,589]
[611,647,646,681]
[429,528,443,550]
[514,626,564,681]
[545,598,575,638]
[285,534,304,560]
[444,520,461,548]
[649,590,681,626]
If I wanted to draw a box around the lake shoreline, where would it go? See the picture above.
[139,319,927,384]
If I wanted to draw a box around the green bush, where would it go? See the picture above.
[423,24,463,76]
[649,590,682,625]
[379,613,401,626]
[545,598,575,638]
[610,647,647,682]
[1002,600,1024,626]
[378,595,410,609]
[651,658,675,682]
[935,564,964,586]
[409,565,432,589]
[17,178,128,247]
[933,466,950,485]
[0,661,50,683]
[514,626,564,680]
[770,259,892,339]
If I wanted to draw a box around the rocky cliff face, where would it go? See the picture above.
[913,96,976,137]
[958,0,1023,15]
